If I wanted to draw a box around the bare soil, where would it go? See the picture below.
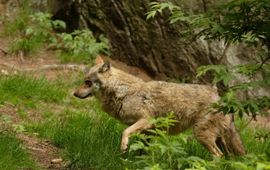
[17,133,66,170]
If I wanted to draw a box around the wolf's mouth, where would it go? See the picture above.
[73,92,92,99]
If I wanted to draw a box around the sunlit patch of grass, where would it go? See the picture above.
[0,132,38,170]
[0,74,66,106]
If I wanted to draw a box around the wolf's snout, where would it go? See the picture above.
[73,90,87,99]
[73,86,92,99]
[73,91,80,98]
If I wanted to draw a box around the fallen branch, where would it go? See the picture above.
[0,63,88,72]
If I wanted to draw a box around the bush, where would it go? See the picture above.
[54,30,110,64]
[9,12,65,55]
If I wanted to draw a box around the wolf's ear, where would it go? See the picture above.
[98,61,111,73]
[95,56,104,65]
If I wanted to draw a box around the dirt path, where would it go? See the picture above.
[17,133,66,170]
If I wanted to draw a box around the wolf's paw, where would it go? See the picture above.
[121,143,128,153]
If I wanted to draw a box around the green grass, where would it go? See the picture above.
[241,125,270,154]
[9,37,44,55]
[2,0,32,37]
[0,132,38,170]
[27,99,125,169]
[56,30,109,64]
[57,52,95,64]
[0,74,66,106]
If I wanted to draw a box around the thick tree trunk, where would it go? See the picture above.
[52,0,218,81]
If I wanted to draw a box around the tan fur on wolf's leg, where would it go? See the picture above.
[121,118,152,152]
[201,139,223,157]
[218,137,230,154]
[193,126,223,157]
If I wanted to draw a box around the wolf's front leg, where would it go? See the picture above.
[121,118,152,152]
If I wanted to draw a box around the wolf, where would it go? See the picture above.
[74,57,245,157]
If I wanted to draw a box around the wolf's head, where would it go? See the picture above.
[73,57,111,99]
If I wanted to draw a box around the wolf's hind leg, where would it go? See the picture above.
[121,118,152,152]
[193,126,223,157]
[216,136,230,155]
[195,133,223,157]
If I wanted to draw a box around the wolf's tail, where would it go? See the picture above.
[224,115,246,155]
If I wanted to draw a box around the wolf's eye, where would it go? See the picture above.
[85,80,92,86]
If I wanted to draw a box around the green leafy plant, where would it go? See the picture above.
[126,113,215,170]
[4,4,109,62]
[126,114,270,170]
[9,12,65,55]
[54,30,109,64]
[2,0,32,36]
[6,10,109,63]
